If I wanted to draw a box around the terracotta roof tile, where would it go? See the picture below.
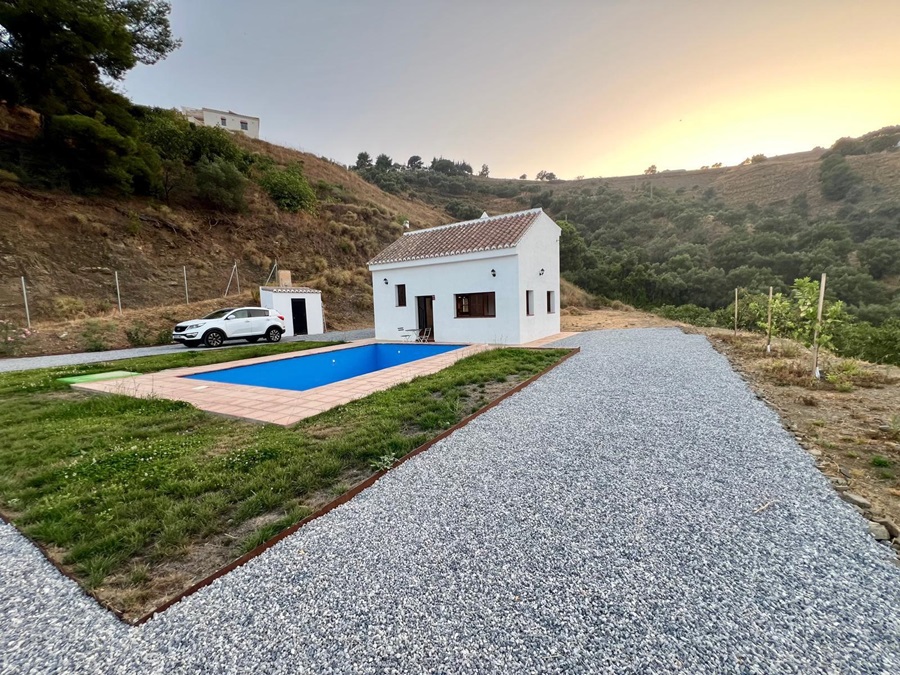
[368,208,543,265]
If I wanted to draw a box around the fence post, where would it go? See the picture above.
[733,288,738,336]
[766,286,773,353]
[264,261,278,286]
[235,260,241,295]
[224,263,236,297]
[811,272,827,378]
[20,276,31,329]
[114,271,123,315]
[183,266,189,304]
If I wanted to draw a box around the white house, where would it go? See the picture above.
[259,286,324,336]
[181,107,260,139]
[367,208,561,345]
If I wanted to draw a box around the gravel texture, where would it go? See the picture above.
[2,328,899,673]
[0,329,374,373]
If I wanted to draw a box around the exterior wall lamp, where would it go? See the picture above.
[491,269,496,277]
[383,278,388,285]
[539,268,545,276]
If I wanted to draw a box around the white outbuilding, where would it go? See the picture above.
[367,208,561,345]
[259,286,324,336]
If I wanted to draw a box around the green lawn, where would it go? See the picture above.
[0,343,568,619]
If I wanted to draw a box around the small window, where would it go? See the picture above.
[455,292,495,318]
[396,284,407,307]
[547,290,556,314]
[220,117,227,126]
[240,120,249,131]
[526,290,535,316]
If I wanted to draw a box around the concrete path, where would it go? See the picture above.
[0,329,375,373]
[1,328,898,673]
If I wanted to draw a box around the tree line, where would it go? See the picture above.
[0,1,318,214]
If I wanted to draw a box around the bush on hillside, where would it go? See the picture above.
[194,157,247,211]
[44,115,160,194]
[445,200,483,221]
[258,166,317,213]
[820,154,862,201]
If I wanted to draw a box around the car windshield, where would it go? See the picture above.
[203,309,234,320]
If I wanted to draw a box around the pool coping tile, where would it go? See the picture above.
[72,340,492,426]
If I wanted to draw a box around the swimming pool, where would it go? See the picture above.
[184,343,464,392]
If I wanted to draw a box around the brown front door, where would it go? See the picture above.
[416,295,434,341]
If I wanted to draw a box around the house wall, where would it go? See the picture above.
[185,108,260,139]
[516,213,561,343]
[371,251,521,344]
[259,290,324,336]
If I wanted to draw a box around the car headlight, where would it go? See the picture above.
[184,323,204,329]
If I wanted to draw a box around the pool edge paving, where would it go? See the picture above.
[70,339,491,426]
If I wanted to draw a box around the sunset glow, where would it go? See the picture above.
[124,0,900,179]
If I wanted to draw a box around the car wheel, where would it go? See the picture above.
[265,326,283,343]
[245,337,260,343]
[203,329,226,348]
[183,340,201,348]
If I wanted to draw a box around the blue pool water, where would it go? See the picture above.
[184,343,464,392]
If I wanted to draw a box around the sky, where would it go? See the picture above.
[123,0,900,179]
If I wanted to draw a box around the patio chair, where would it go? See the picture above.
[415,327,432,342]
[399,329,418,342]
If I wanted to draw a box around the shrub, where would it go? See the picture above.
[258,166,316,213]
[194,157,247,211]
[0,320,30,356]
[80,321,112,352]
[655,304,721,327]
[45,115,159,194]
[188,125,244,166]
[820,154,861,201]
[53,295,87,319]
[445,200,483,221]
[125,321,154,347]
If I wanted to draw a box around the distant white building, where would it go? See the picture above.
[368,208,561,345]
[181,107,260,139]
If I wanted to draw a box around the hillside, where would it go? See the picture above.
[2,115,899,358]
[0,126,445,341]
[358,132,900,327]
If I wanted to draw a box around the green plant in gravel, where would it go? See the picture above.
[0,345,566,614]
[871,456,891,468]
[369,453,398,472]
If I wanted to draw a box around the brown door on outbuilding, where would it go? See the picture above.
[291,298,308,335]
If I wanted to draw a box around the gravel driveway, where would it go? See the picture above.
[0,329,375,373]
[2,328,898,673]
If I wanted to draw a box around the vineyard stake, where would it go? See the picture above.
[811,273,826,378]
[115,271,122,315]
[21,276,31,329]
[733,288,738,336]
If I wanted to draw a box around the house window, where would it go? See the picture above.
[220,117,227,126]
[455,292,495,318]
[240,121,248,131]
[547,290,556,314]
[396,284,407,307]
[526,290,535,316]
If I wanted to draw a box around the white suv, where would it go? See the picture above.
[172,307,286,348]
